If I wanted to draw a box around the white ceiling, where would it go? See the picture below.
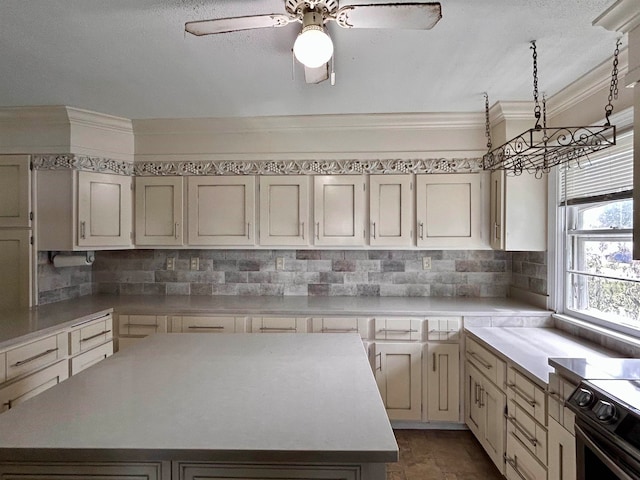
[0,0,622,120]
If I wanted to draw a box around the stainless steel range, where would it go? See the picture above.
[567,378,640,480]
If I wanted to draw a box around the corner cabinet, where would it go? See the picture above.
[135,176,184,246]
[314,175,365,246]
[36,170,133,250]
[369,174,413,247]
[416,173,486,249]
[259,176,309,246]
[188,176,255,246]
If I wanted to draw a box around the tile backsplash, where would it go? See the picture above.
[37,252,93,305]
[511,251,547,296]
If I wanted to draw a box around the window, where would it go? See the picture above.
[559,129,639,334]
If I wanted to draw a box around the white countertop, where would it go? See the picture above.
[0,333,397,463]
[0,294,549,349]
[465,327,618,387]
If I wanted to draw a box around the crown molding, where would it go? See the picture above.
[488,101,534,126]
[65,106,133,134]
[593,0,640,33]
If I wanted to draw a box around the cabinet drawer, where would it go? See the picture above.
[69,314,113,355]
[507,367,546,424]
[311,317,370,339]
[0,462,164,479]
[118,314,168,336]
[171,316,243,333]
[250,317,307,333]
[426,316,461,341]
[70,341,114,375]
[505,432,547,480]
[465,336,505,387]
[176,463,359,480]
[6,333,67,381]
[0,359,68,412]
[507,399,547,465]
[374,318,422,341]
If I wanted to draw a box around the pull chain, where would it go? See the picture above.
[484,92,492,151]
[604,38,621,126]
[531,41,541,130]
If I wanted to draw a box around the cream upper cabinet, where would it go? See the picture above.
[415,173,485,249]
[37,170,133,250]
[188,176,255,246]
[0,230,32,309]
[369,174,413,247]
[314,175,365,246]
[425,342,460,423]
[0,155,31,228]
[135,176,184,246]
[490,170,546,251]
[259,176,309,246]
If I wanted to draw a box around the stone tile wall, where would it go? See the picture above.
[92,249,512,297]
[511,251,547,296]
[37,252,94,304]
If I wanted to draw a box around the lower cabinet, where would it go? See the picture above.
[548,417,577,480]
[117,314,168,350]
[70,341,114,375]
[0,360,68,412]
[0,462,165,479]
[425,342,460,422]
[176,463,361,480]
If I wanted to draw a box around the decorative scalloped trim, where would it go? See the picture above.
[32,155,482,176]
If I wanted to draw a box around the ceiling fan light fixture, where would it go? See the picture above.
[293,10,333,69]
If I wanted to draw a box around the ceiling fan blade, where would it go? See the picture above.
[185,14,294,36]
[304,63,330,84]
[335,3,442,29]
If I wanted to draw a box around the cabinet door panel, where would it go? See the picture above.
[426,343,460,422]
[259,176,309,246]
[465,362,484,437]
[136,177,184,246]
[0,229,31,309]
[0,155,31,227]
[369,175,412,246]
[314,176,365,246]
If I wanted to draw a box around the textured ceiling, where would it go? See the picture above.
[0,0,621,119]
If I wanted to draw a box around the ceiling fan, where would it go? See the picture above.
[185,1,442,84]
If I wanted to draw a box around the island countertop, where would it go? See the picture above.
[0,333,397,463]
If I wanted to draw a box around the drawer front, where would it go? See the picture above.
[507,399,548,464]
[0,462,164,479]
[465,336,505,387]
[174,316,239,333]
[251,317,307,333]
[176,463,359,480]
[507,368,546,424]
[505,432,547,480]
[374,318,422,341]
[311,317,370,338]
[70,314,113,355]
[0,360,68,412]
[0,353,5,384]
[426,316,461,341]
[70,341,114,375]
[118,314,168,336]
[6,333,67,381]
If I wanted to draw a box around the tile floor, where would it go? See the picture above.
[387,430,503,480]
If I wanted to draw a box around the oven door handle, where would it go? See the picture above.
[575,424,635,480]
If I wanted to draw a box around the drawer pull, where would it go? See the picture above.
[548,390,564,401]
[259,327,297,331]
[507,383,537,406]
[468,351,493,370]
[379,328,418,334]
[505,414,538,446]
[12,348,58,367]
[188,325,224,330]
[123,323,158,328]
[321,328,358,333]
[80,330,111,342]
[504,455,530,480]
[375,352,382,371]
[478,386,485,407]
[429,329,458,334]
[2,400,12,410]
[474,383,480,404]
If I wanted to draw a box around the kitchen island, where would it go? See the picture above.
[0,333,397,480]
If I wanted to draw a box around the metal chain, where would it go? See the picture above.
[530,41,541,129]
[484,92,492,151]
[605,38,621,125]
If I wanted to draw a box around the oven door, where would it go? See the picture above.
[576,419,640,480]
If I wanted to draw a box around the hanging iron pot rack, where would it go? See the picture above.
[482,39,621,177]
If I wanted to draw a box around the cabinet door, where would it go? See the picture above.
[465,362,485,439]
[0,154,31,227]
[415,173,484,248]
[369,174,413,246]
[188,176,255,245]
[77,171,133,247]
[314,175,365,246]
[0,229,32,309]
[548,417,576,480]
[374,342,422,421]
[481,375,507,474]
[135,176,184,246]
[425,343,460,422]
[259,176,309,246]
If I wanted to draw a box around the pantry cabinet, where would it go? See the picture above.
[259,176,309,246]
[37,170,133,250]
[0,155,31,228]
[188,176,255,246]
[369,174,413,247]
[415,173,484,249]
[135,176,184,246]
[313,175,366,246]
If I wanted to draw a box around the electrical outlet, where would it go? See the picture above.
[190,257,199,270]
[422,256,432,270]
[276,257,285,270]
[166,257,175,271]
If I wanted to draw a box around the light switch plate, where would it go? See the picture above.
[166,257,175,271]
[276,257,285,270]
[422,256,431,270]
[190,257,199,270]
